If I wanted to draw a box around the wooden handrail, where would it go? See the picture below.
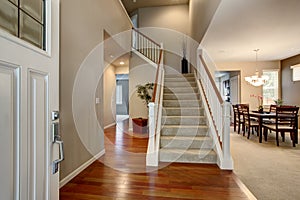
[199,54,223,104]
[151,49,163,102]
[132,28,161,47]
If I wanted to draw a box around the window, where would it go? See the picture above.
[262,70,279,105]
[291,64,300,81]
[0,0,45,49]
[116,85,122,105]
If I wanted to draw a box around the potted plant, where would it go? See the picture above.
[274,98,283,106]
[136,83,154,106]
[132,83,154,133]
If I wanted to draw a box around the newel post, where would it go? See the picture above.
[222,102,234,169]
[146,102,158,166]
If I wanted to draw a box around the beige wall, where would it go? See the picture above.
[60,0,131,180]
[129,52,156,125]
[138,5,189,72]
[189,0,221,43]
[115,65,129,74]
[103,64,117,127]
[138,5,189,33]
[216,61,280,110]
[281,54,300,124]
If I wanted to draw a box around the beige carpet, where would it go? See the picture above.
[231,128,300,200]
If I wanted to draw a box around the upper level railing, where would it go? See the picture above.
[132,28,161,64]
[195,48,233,169]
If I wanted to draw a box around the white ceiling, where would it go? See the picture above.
[121,0,300,62]
[201,0,300,62]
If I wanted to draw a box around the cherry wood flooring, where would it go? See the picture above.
[60,120,254,200]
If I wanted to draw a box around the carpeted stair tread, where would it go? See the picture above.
[163,93,199,100]
[163,107,204,116]
[164,87,198,93]
[165,73,194,78]
[159,149,217,163]
[160,136,213,149]
[161,125,208,136]
[163,100,202,107]
[165,77,195,82]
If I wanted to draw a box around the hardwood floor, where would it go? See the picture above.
[60,120,254,200]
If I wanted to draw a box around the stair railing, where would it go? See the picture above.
[147,47,164,167]
[195,48,233,169]
[132,28,161,64]
[131,28,164,166]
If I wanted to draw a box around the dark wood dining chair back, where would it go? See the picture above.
[242,104,259,139]
[276,106,299,126]
[232,104,239,132]
[263,106,299,147]
[237,104,249,134]
[269,104,277,113]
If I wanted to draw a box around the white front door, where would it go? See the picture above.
[0,0,60,200]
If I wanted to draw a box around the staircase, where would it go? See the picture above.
[159,73,217,164]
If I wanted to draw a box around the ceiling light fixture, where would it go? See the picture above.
[120,61,125,65]
[245,49,269,87]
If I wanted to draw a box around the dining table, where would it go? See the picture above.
[249,111,276,143]
[250,111,299,144]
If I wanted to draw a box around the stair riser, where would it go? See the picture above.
[161,127,208,136]
[163,108,204,116]
[163,117,206,125]
[164,82,197,87]
[163,101,202,107]
[160,139,213,149]
[159,151,217,164]
[164,87,198,93]
[163,94,199,100]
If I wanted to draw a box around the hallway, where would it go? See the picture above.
[60,120,253,199]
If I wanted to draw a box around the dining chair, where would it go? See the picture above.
[237,104,249,134]
[262,106,299,147]
[270,104,277,113]
[232,104,239,132]
[263,104,278,125]
[243,105,259,139]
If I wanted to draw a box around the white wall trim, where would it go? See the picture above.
[104,122,116,129]
[59,149,105,188]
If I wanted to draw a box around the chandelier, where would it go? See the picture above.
[245,49,269,87]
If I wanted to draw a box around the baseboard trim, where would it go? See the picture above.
[59,149,105,188]
[104,122,116,129]
[232,173,257,200]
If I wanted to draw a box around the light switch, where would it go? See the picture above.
[95,98,100,104]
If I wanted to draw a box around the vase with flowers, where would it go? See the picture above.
[250,94,263,113]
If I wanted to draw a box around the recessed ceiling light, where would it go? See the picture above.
[110,55,114,58]
[120,61,125,65]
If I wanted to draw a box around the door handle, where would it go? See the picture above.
[51,118,64,174]
[52,135,64,174]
